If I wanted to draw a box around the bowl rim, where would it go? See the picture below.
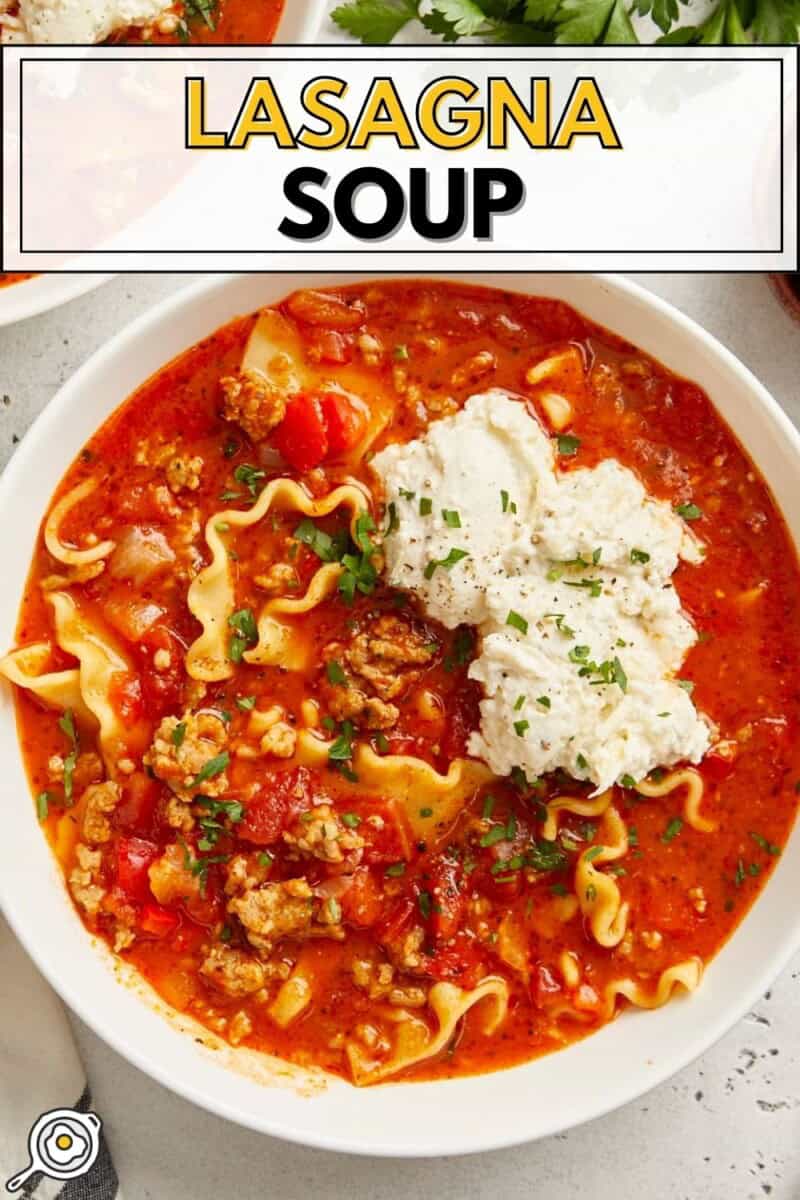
[0,273,114,327]
[3,270,800,1157]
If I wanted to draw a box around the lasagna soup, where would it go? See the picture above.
[4,280,799,1086]
[0,0,284,44]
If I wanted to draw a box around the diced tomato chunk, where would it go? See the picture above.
[238,768,312,845]
[377,897,415,945]
[138,625,184,715]
[108,671,144,725]
[702,743,737,783]
[427,854,465,941]
[273,393,328,472]
[340,867,384,927]
[139,902,180,938]
[116,835,161,902]
[308,330,352,364]
[440,678,481,760]
[423,933,484,986]
[353,798,412,866]
[116,771,161,833]
[319,391,368,457]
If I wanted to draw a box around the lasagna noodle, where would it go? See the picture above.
[636,767,715,833]
[346,977,509,1086]
[44,479,115,567]
[0,641,95,727]
[47,590,134,767]
[186,479,372,681]
[601,957,703,1020]
[295,729,492,840]
[574,804,629,948]
[541,790,612,841]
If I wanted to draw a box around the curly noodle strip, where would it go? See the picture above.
[185,478,372,682]
[574,804,629,948]
[636,767,715,833]
[600,957,703,1021]
[295,728,492,840]
[346,976,508,1086]
[0,641,95,726]
[541,790,612,842]
[44,479,115,567]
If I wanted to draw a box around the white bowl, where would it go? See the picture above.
[2,273,799,1157]
[0,274,112,327]
[274,0,329,41]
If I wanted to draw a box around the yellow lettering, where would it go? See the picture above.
[488,78,550,149]
[297,77,350,150]
[185,77,225,149]
[229,79,296,150]
[417,78,483,150]
[552,79,621,149]
[350,78,418,150]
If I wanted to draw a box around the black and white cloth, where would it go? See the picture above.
[0,917,121,1199]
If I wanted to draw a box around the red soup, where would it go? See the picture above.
[3,280,799,1086]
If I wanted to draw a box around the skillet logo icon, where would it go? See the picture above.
[5,1108,102,1193]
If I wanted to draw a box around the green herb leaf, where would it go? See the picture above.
[506,610,529,635]
[675,502,703,521]
[423,548,469,580]
[556,434,581,456]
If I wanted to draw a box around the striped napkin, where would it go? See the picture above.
[0,917,120,1199]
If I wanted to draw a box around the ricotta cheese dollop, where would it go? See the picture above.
[372,389,711,794]
[3,0,170,43]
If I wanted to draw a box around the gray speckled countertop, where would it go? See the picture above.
[1,274,798,1200]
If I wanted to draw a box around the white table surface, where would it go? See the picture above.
[1,272,798,1200]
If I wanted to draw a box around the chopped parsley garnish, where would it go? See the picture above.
[58,709,79,804]
[384,501,399,535]
[556,434,581,456]
[536,695,551,709]
[36,791,52,821]
[550,881,569,896]
[675,502,702,521]
[750,832,781,856]
[385,861,406,877]
[506,610,528,635]
[661,817,683,843]
[628,826,639,846]
[514,719,529,737]
[620,774,637,789]
[442,508,461,528]
[223,438,239,459]
[500,489,518,514]
[399,487,415,501]
[418,890,432,918]
[419,806,433,818]
[423,547,469,580]
[257,851,273,868]
[233,462,266,500]
[482,794,496,819]
[192,752,230,788]
[236,695,256,711]
[328,720,355,763]
[394,344,409,361]
[184,0,218,29]
[172,721,187,748]
[545,612,575,639]
[514,695,526,712]
[576,753,589,771]
[677,679,695,694]
[569,645,590,663]
[527,839,568,872]
[564,577,603,598]
[734,858,746,887]
[584,845,604,862]
[480,825,507,848]
[228,607,258,663]
[419,497,433,516]
[630,548,650,564]
[326,660,348,686]
[341,812,362,828]
[294,518,344,563]
[374,731,390,754]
